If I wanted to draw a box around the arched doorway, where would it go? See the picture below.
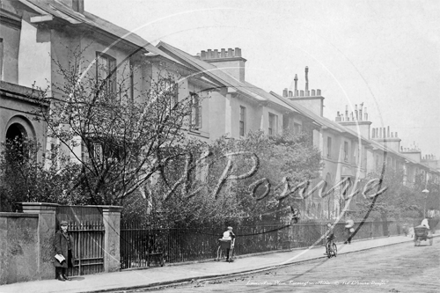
[6,122,27,140]
[5,123,29,162]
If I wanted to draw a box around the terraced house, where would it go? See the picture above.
[1,0,438,216]
[1,0,440,285]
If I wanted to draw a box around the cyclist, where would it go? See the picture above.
[324,223,335,256]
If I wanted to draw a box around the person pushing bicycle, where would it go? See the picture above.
[221,226,236,261]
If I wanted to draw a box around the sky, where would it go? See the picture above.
[86,0,440,159]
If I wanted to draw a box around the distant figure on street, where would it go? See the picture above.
[402,224,409,237]
[344,219,355,244]
[421,218,430,229]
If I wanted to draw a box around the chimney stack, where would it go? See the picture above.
[285,67,324,117]
[200,47,246,82]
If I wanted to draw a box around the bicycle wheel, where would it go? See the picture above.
[332,243,337,257]
[215,245,222,261]
[326,244,331,258]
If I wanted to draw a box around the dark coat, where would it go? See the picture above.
[53,230,75,268]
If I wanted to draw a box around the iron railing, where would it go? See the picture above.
[120,220,400,269]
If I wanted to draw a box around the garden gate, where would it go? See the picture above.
[57,206,105,276]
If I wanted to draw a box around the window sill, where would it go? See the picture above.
[187,129,210,139]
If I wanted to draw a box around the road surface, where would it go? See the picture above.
[147,239,439,293]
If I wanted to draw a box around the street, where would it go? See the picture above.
[147,240,439,293]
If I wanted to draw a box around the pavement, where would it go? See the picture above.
[0,234,435,293]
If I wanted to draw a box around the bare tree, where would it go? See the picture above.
[35,47,202,205]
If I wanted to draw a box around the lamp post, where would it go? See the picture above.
[422,189,429,218]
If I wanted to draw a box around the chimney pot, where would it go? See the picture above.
[305,66,309,92]
[221,48,226,58]
[207,49,212,58]
[300,90,304,96]
[283,88,288,97]
[293,74,298,96]
[317,89,321,95]
[235,47,241,57]
[289,90,293,97]
[227,48,233,57]
[311,89,316,96]
[214,49,219,58]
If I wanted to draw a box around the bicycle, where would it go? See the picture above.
[325,240,337,258]
[215,239,235,262]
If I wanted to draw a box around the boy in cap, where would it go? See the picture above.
[54,220,75,281]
